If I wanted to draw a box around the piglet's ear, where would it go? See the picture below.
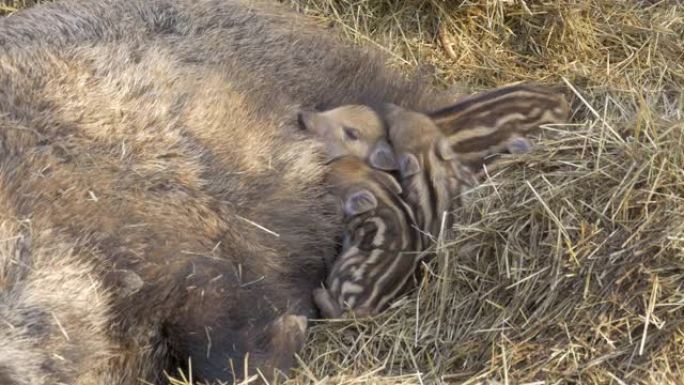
[398,153,421,178]
[368,140,398,171]
[297,110,326,135]
[344,189,377,216]
[506,136,534,154]
[374,171,403,195]
[436,138,456,160]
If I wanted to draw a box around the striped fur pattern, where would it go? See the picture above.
[302,84,570,248]
[313,157,422,318]
[430,83,571,173]
[296,84,570,181]
[385,104,478,247]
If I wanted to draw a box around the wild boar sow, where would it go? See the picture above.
[0,0,444,383]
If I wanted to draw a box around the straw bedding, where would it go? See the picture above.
[2,0,683,383]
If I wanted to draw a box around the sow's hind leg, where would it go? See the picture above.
[164,258,310,384]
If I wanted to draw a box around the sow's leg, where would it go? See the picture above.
[164,257,310,383]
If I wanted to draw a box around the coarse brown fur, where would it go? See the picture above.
[0,0,454,384]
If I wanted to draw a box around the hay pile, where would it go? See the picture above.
[3,0,683,384]
[0,0,36,14]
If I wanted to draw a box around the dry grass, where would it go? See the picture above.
[3,0,684,384]
[0,0,38,13]
[276,1,684,384]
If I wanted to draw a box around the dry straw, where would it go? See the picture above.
[3,0,683,384]
[280,1,684,384]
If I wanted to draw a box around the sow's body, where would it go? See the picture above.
[0,0,439,383]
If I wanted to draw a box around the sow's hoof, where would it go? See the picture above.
[271,314,308,348]
[185,313,309,384]
[253,313,309,382]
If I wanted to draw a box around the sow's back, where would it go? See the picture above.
[0,0,438,384]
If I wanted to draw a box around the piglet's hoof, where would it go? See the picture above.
[506,136,534,154]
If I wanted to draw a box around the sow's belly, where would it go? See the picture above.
[0,39,342,318]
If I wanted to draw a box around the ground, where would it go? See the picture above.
[2,1,683,384]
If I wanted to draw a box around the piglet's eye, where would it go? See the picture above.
[343,126,360,141]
